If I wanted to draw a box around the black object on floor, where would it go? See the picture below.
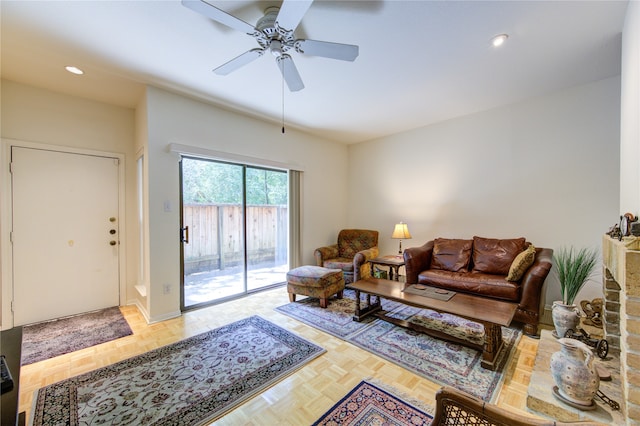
[1,326,24,426]
[0,355,14,394]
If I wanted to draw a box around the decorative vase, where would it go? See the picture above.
[552,301,580,338]
[550,337,600,407]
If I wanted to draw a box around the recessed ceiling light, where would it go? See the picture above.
[65,66,84,75]
[491,34,509,47]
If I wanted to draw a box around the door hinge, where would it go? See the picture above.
[11,300,14,313]
[9,231,13,244]
[9,162,14,174]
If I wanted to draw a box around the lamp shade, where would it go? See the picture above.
[391,222,412,239]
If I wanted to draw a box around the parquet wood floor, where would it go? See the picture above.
[18,286,549,425]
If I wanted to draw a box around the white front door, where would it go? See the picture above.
[11,146,120,325]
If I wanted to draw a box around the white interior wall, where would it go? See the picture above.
[0,80,348,326]
[620,0,640,216]
[348,76,621,309]
[142,86,348,322]
[0,79,137,328]
[133,91,150,318]
[1,24,632,325]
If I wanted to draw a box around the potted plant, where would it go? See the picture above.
[552,246,599,338]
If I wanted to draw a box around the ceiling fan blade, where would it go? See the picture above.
[214,49,264,75]
[275,0,313,33]
[295,39,359,61]
[182,0,258,35]
[276,54,304,92]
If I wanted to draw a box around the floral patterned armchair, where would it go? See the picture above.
[314,229,379,284]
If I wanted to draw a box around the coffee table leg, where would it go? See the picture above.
[481,324,504,370]
[353,289,361,318]
[351,289,382,322]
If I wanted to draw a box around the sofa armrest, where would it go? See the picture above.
[353,246,380,281]
[403,241,434,284]
[519,247,553,318]
[314,244,339,266]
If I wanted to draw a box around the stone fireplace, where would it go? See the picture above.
[526,237,637,424]
[602,235,640,424]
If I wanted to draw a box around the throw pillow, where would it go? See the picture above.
[472,236,526,275]
[506,244,537,281]
[430,238,473,272]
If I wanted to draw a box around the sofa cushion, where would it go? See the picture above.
[472,236,526,275]
[418,270,520,301]
[323,258,354,272]
[506,244,537,282]
[430,238,473,272]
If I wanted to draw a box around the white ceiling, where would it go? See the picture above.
[0,0,629,144]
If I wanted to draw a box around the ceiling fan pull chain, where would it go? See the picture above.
[282,67,286,134]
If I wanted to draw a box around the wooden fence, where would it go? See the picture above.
[182,204,288,274]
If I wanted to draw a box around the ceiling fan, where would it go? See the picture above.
[182,0,359,91]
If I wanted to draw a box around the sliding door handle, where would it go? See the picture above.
[180,226,189,244]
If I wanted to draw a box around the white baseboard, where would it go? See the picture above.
[148,310,182,324]
[126,300,180,324]
[127,299,150,324]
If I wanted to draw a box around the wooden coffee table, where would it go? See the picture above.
[346,278,517,370]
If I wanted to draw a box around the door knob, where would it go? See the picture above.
[110,240,117,246]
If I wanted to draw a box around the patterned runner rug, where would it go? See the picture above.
[31,316,325,426]
[21,306,133,365]
[313,380,433,425]
[276,290,521,402]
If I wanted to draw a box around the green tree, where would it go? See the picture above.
[246,167,287,205]
[182,158,287,205]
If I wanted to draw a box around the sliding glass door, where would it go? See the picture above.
[180,156,288,310]
[245,167,289,291]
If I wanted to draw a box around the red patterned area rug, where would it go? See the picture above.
[21,306,133,365]
[31,316,325,426]
[313,380,433,425]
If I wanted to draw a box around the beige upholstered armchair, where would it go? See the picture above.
[314,229,379,284]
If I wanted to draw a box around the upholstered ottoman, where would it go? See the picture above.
[286,265,345,308]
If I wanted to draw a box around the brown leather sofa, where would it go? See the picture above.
[403,236,553,336]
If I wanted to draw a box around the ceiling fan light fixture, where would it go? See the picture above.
[491,34,509,47]
[65,65,84,75]
[270,40,283,57]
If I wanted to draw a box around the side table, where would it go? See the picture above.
[369,255,405,281]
